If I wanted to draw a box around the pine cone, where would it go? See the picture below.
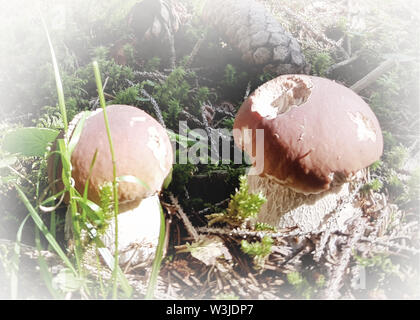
[203,0,307,75]
[128,0,184,41]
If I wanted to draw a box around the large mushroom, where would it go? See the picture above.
[48,104,173,267]
[233,75,383,232]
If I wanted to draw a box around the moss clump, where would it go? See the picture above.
[206,175,266,228]
[241,235,273,269]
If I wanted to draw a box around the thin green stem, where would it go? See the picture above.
[57,140,83,275]
[145,204,166,299]
[92,60,120,299]
[41,14,85,280]
[40,15,68,132]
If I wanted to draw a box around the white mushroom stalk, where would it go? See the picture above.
[233,75,383,232]
[247,170,363,232]
[101,194,162,268]
[49,105,173,268]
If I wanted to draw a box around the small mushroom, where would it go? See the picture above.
[233,75,383,232]
[48,105,173,267]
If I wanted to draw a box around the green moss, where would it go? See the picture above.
[168,163,196,195]
[286,271,313,299]
[311,52,333,76]
[145,56,161,72]
[223,64,238,87]
[407,167,420,202]
[206,175,266,227]
[76,46,135,95]
[255,222,277,232]
[361,178,383,194]
[215,293,239,300]
[241,235,273,269]
[194,86,211,106]
[111,84,140,106]
[370,160,383,172]
[385,145,409,170]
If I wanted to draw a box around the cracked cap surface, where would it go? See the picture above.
[233,75,383,194]
[71,104,173,211]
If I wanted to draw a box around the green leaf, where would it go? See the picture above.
[2,128,59,157]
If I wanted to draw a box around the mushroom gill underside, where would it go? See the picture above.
[248,173,363,233]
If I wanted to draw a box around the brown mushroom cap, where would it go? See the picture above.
[50,105,173,211]
[233,75,383,194]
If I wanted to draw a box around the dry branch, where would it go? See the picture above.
[140,88,166,128]
[350,59,396,93]
[326,50,363,75]
[281,4,350,59]
[322,218,367,299]
[184,33,206,69]
[169,193,199,241]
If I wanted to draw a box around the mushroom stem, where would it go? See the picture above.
[101,194,161,268]
[66,194,161,268]
[247,174,362,232]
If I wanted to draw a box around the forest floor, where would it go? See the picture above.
[0,0,419,299]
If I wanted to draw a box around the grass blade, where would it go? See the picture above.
[145,203,166,299]
[34,226,63,299]
[10,214,30,299]
[14,183,77,276]
[93,60,121,298]
[68,111,90,156]
[40,15,68,132]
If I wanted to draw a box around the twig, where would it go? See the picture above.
[185,32,206,69]
[278,241,309,268]
[103,92,116,100]
[314,181,364,262]
[169,193,199,241]
[359,237,420,255]
[201,103,218,157]
[313,227,332,262]
[196,226,292,241]
[140,88,166,128]
[369,197,390,237]
[196,198,230,215]
[170,270,194,287]
[350,59,396,93]
[326,50,362,75]
[322,217,366,299]
[133,70,167,83]
[281,5,349,59]
[180,109,203,127]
